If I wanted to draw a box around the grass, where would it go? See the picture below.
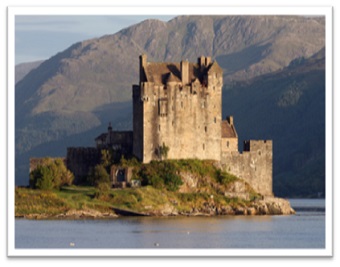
[15,160,260,217]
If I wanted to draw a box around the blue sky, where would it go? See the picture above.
[15,15,176,65]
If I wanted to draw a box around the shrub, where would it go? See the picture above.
[136,161,183,192]
[29,158,74,190]
[88,164,110,187]
[95,182,112,200]
[215,169,238,185]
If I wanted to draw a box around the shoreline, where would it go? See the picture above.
[16,196,296,220]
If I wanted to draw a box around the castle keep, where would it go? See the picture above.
[30,55,273,196]
[131,55,273,196]
[133,55,223,162]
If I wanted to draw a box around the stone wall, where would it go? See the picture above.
[110,165,134,188]
[66,147,101,184]
[133,56,223,163]
[221,140,273,196]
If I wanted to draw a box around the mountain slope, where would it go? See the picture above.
[15,60,44,84]
[222,48,325,197]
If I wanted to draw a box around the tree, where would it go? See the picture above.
[88,164,110,187]
[29,158,74,190]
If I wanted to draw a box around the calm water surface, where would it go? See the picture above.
[15,199,325,249]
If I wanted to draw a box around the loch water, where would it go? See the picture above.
[15,199,325,249]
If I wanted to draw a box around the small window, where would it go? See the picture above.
[203,143,205,150]
[158,125,161,132]
[227,141,229,147]
[205,126,207,133]
[181,102,183,108]
[214,117,216,123]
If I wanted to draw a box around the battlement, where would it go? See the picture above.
[221,139,273,196]
[243,140,273,152]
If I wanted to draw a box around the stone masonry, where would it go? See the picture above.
[133,55,223,163]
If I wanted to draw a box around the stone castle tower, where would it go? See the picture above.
[133,54,224,163]
[131,55,273,196]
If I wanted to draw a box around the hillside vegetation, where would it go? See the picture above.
[16,159,294,218]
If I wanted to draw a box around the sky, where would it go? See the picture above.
[15,15,176,65]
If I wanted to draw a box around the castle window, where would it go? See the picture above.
[158,98,168,116]
[214,117,216,123]
[205,126,207,133]
[203,143,205,150]
[181,101,183,108]
[158,125,161,132]
[227,141,229,147]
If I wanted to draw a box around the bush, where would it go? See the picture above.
[88,164,110,187]
[29,158,74,190]
[95,182,112,200]
[136,161,183,192]
[214,169,238,185]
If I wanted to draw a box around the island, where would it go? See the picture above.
[16,56,295,219]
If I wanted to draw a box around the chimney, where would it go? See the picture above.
[205,57,211,66]
[139,54,147,82]
[227,116,234,126]
[181,60,189,85]
[198,56,205,67]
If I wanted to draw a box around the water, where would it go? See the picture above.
[15,199,325,249]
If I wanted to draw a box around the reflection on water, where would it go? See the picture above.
[15,199,325,249]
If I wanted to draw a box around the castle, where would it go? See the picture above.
[32,55,273,196]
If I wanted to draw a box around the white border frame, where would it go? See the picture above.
[7,6,333,257]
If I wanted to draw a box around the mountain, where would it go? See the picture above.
[15,60,44,84]
[222,48,325,197]
[15,15,326,196]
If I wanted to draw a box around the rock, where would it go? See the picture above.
[234,206,247,215]
[178,171,199,193]
[253,197,295,215]
[160,203,178,216]
[220,206,235,215]
[247,207,257,215]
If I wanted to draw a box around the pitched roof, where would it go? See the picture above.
[221,120,237,138]
[143,60,222,85]
[95,133,107,141]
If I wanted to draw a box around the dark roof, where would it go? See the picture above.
[221,120,237,138]
[144,60,222,85]
[95,133,107,141]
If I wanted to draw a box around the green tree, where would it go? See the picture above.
[29,158,74,190]
[100,149,113,171]
[31,165,54,190]
[88,164,110,187]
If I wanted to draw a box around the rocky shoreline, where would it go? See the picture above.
[17,197,295,220]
